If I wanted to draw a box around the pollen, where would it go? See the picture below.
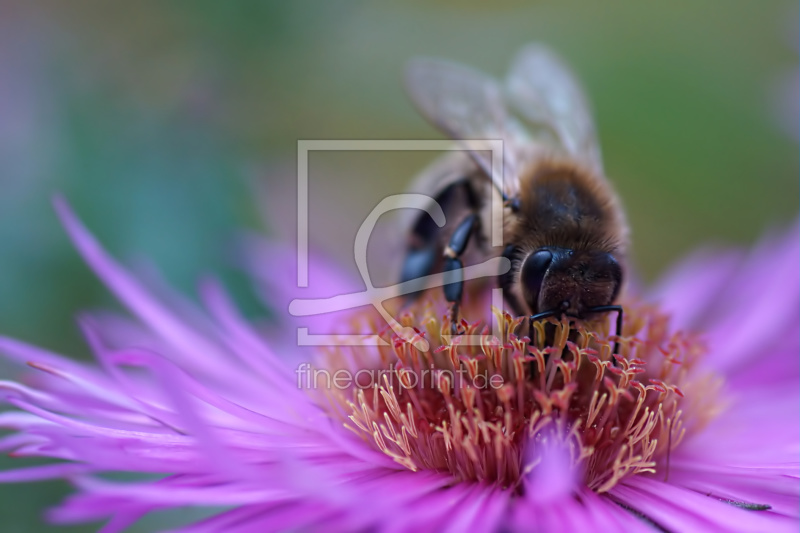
[314,298,722,493]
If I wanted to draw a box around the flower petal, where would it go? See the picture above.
[612,476,797,532]
[53,197,254,390]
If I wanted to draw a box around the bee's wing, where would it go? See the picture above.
[505,44,603,173]
[404,58,523,195]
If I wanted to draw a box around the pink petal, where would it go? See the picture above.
[53,197,256,390]
[612,476,797,532]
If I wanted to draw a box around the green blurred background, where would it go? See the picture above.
[0,1,796,530]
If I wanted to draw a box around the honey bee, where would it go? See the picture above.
[399,44,629,338]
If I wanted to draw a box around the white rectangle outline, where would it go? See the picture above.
[297,139,505,347]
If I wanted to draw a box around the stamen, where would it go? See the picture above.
[315,298,721,492]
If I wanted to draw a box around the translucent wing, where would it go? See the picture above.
[505,44,603,173]
[404,58,523,196]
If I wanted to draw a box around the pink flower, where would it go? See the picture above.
[0,198,797,532]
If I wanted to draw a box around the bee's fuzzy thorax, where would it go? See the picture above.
[510,158,629,258]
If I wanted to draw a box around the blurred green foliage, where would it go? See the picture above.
[0,1,796,530]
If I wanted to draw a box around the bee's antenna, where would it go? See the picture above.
[529,310,557,322]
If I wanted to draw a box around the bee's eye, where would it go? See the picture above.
[521,249,553,299]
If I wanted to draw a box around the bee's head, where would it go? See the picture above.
[520,247,622,317]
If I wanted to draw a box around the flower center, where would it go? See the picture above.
[314,298,722,493]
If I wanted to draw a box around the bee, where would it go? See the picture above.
[399,44,629,339]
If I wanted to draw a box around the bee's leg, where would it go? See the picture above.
[443,213,478,335]
[612,306,623,356]
[587,304,624,357]
[398,181,466,307]
[399,245,438,304]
